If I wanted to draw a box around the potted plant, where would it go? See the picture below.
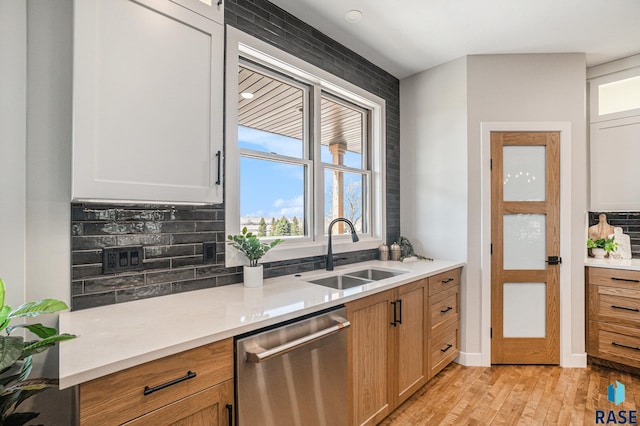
[587,236,618,259]
[228,227,284,288]
[0,278,76,425]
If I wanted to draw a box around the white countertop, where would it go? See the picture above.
[59,259,464,389]
[585,257,640,272]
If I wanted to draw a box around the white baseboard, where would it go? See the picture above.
[456,352,486,367]
[562,352,587,368]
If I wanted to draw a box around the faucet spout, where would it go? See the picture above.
[326,218,359,271]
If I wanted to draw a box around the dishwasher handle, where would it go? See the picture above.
[246,318,351,363]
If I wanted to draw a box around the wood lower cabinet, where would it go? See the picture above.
[347,267,461,426]
[587,267,640,371]
[79,338,234,426]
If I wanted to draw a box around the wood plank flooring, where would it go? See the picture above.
[379,363,640,425]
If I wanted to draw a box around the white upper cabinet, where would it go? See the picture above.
[588,63,640,210]
[72,0,224,204]
[170,0,224,24]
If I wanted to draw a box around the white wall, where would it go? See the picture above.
[0,1,74,423]
[401,53,588,366]
[400,57,470,353]
[0,0,28,308]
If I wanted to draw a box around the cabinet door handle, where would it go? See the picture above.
[397,299,403,325]
[215,151,222,185]
[611,277,640,283]
[217,0,223,6]
[440,306,453,314]
[612,342,640,352]
[442,278,454,284]
[390,301,397,326]
[441,343,453,353]
[611,305,640,313]
[226,404,233,426]
[143,370,196,395]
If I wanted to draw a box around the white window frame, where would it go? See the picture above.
[225,27,386,267]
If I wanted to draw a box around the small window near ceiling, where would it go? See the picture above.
[598,75,640,116]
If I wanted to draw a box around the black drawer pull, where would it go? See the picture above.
[215,151,222,185]
[612,342,640,352]
[143,370,196,395]
[441,343,453,353]
[442,278,454,284]
[390,301,397,327]
[611,277,640,283]
[397,299,403,325]
[440,306,453,314]
[226,404,233,426]
[611,305,640,313]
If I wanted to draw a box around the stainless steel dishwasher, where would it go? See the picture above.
[236,306,350,426]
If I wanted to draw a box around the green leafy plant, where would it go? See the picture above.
[587,236,619,253]
[227,227,284,267]
[0,278,76,426]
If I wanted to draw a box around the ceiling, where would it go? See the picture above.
[269,0,640,79]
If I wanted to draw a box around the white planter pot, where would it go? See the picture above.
[243,265,264,288]
[591,248,606,259]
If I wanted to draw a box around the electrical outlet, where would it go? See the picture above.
[203,241,216,263]
[103,246,144,274]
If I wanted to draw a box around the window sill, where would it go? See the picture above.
[225,236,382,268]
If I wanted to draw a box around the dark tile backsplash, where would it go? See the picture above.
[70,0,399,310]
[588,212,640,258]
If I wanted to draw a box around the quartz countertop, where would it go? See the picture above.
[585,257,640,272]
[59,259,464,389]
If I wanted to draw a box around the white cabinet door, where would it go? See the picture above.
[590,116,640,210]
[73,0,223,204]
[170,0,224,24]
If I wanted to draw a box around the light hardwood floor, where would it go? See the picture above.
[380,362,640,425]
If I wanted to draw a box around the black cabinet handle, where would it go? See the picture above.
[390,301,397,326]
[215,151,222,185]
[397,299,403,325]
[442,278,454,284]
[143,371,196,395]
[441,344,453,353]
[226,404,233,426]
[611,277,640,283]
[611,305,640,313]
[440,306,453,314]
[612,342,640,352]
[217,0,223,6]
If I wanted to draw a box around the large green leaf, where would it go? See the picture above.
[0,279,5,311]
[0,306,12,334]
[6,324,58,339]
[0,337,24,371]
[21,334,76,359]
[9,299,69,319]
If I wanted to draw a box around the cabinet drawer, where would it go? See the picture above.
[588,267,640,289]
[429,285,459,337]
[428,268,461,296]
[588,321,640,369]
[80,338,233,426]
[429,323,459,378]
[590,284,640,327]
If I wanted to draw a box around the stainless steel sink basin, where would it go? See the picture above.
[345,267,405,281]
[307,274,371,290]
[306,267,407,290]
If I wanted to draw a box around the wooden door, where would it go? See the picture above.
[395,279,428,406]
[347,290,395,426]
[491,132,560,364]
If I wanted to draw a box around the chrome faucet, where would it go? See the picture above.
[326,218,359,271]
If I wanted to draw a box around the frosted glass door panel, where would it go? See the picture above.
[504,215,546,270]
[503,146,546,201]
[503,282,546,337]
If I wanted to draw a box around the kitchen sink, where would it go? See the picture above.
[306,267,407,290]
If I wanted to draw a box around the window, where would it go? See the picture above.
[225,28,385,266]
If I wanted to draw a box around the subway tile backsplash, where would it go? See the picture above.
[588,212,640,258]
[70,0,399,310]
